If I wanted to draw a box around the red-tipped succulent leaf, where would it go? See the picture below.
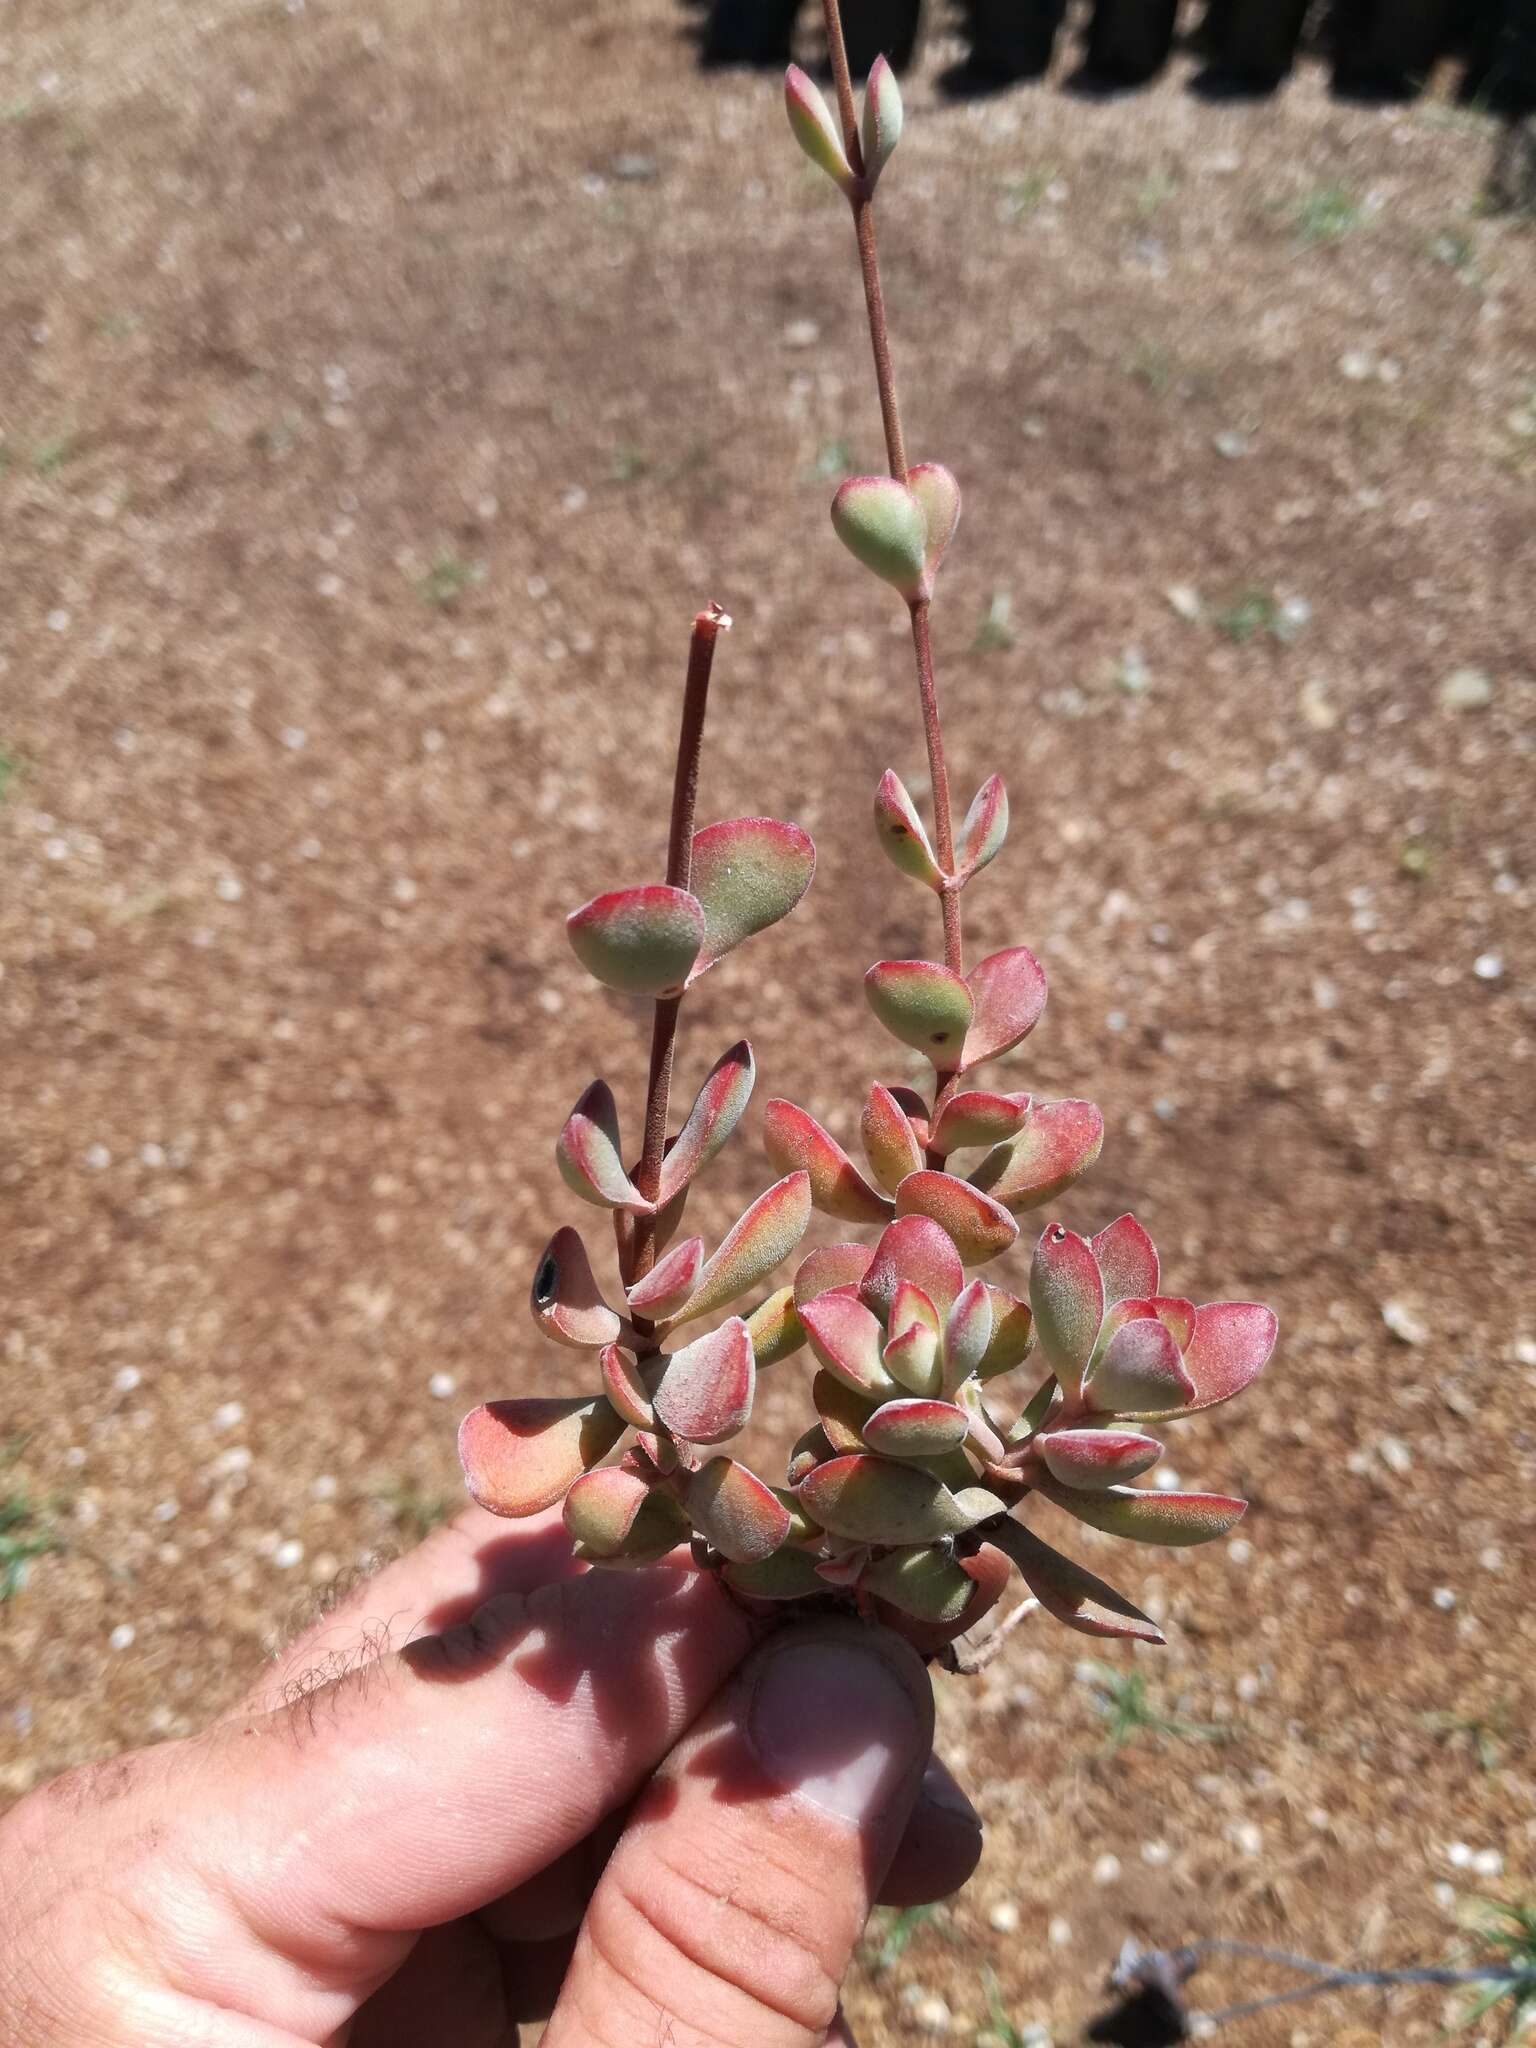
[556,1079,648,1212]
[861,1212,966,1322]
[670,1172,812,1326]
[793,1240,875,1307]
[625,1236,706,1320]
[990,1519,1165,1644]
[459,1397,625,1519]
[655,1040,756,1207]
[861,1082,926,1193]
[598,1342,655,1431]
[1029,1224,1105,1391]
[861,1396,971,1459]
[865,958,973,1062]
[784,63,856,196]
[970,1098,1104,1213]
[954,774,1008,883]
[1090,1213,1160,1307]
[688,1456,792,1564]
[928,1088,1031,1156]
[801,1290,901,1402]
[895,1169,1018,1265]
[960,945,1048,1071]
[874,770,943,891]
[651,1316,755,1444]
[687,818,815,981]
[763,1098,893,1224]
[796,1453,974,1546]
[1040,1479,1247,1547]
[530,1227,623,1351]
[1037,1427,1163,1490]
[859,53,903,191]
[566,884,705,998]
[743,1286,805,1368]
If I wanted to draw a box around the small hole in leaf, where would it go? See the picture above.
[534,1253,559,1305]
[931,1031,951,1045]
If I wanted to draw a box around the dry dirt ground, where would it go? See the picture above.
[3,0,1534,2040]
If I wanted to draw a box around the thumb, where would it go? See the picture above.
[544,1618,935,2048]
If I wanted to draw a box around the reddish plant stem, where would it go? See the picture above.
[626,606,728,1316]
[819,0,964,1022]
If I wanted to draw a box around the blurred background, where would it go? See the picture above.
[2,0,1533,2041]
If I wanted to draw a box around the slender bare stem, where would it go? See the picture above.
[820,0,964,1006]
[626,606,728,1315]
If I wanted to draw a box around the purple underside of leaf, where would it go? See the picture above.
[625,1236,705,1319]
[1030,1224,1105,1388]
[763,1098,893,1225]
[968,1099,1105,1212]
[530,1226,622,1350]
[862,1212,966,1322]
[1039,1478,1247,1547]
[686,818,815,980]
[655,1040,756,1208]
[861,1082,926,1194]
[556,1079,647,1211]
[960,946,1047,1071]
[796,1453,972,1546]
[459,1398,625,1519]
[1036,1427,1163,1490]
[566,884,705,998]
[865,959,974,1062]
[801,1291,901,1401]
[670,1171,812,1326]
[928,1089,1031,1155]
[990,1518,1165,1643]
[688,1456,791,1563]
[895,1169,1018,1265]
[794,1241,875,1307]
[1090,1213,1160,1307]
[906,461,961,578]
[651,1316,755,1444]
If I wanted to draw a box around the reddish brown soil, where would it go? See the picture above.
[2,1,1533,2041]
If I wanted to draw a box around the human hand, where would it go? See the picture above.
[0,1503,982,2045]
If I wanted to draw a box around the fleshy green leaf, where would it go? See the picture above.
[566,884,705,997]
[989,1518,1165,1644]
[883,1280,942,1397]
[955,774,1008,883]
[565,1466,668,1558]
[861,1213,966,1323]
[459,1397,625,1518]
[859,52,904,190]
[800,1290,902,1401]
[865,958,974,1062]
[656,1041,756,1207]
[651,1316,754,1444]
[626,1236,706,1320]
[928,1088,1030,1156]
[907,461,961,585]
[896,1169,1018,1265]
[793,1241,875,1307]
[975,1284,1034,1380]
[556,1079,648,1212]
[969,1098,1105,1213]
[862,1396,971,1459]
[763,1098,893,1225]
[725,1544,827,1602]
[1082,1315,1195,1417]
[943,1277,994,1386]
[961,946,1048,1072]
[861,1082,926,1193]
[862,1545,979,1626]
[743,1285,806,1368]
[1037,1427,1163,1490]
[670,1172,813,1326]
[530,1227,623,1350]
[787,1422,835,1485]
[831,475,929,600]
[599,1342,655,1430]
[1029,1224,1105,1391]
[688,1456,792,1563]
[796,1453,973,1546]
[874,769,943,890]
[815,1368,880,1454]
[1091,1213,1160,1308]
[687,818,815,979]
[1039,1479,1247,1548]
[784,63,856,195]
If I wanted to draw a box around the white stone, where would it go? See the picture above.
[1048,1916,1073,1948]
[112,1366,142,1393]
[428,1371,456,1399]
[213,1400,245,1430]
[1092,1854,1121,1885]
[1381,1301,1429,1346]
[108,1623,136,1651]
[1439,666,1493,712]
[988,1899,1021,1933]
[274,1538,304,1570]
[1473,952,1503,982]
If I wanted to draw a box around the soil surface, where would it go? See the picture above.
[2,2,1534,2042]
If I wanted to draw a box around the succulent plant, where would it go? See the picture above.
[458,2,1277,1661]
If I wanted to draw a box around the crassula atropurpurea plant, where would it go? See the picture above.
[457,0,1277,1662]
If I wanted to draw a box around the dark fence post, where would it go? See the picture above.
[840,0,924,73]
[954,0,1068,86]
[1330,0,1458,98]
[702,0,803,66]
[1081,0,1180,85]
[1198,0,1313,89]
